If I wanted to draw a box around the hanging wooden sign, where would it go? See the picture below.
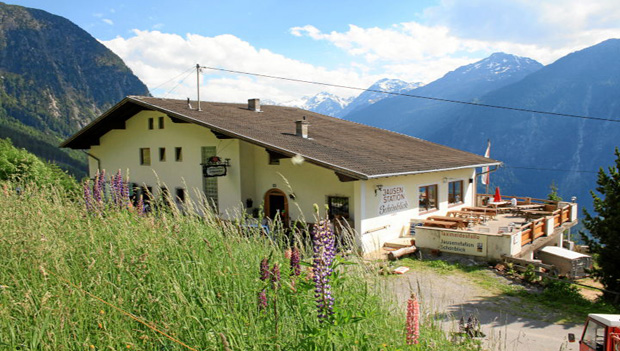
[201,156,230,177]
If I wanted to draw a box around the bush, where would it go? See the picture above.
[0,138,77,192]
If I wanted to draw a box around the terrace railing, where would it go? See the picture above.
[476,194,575,247]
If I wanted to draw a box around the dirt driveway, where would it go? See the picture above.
[387,267,583,351]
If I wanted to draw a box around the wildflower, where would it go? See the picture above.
[258,289,268,311]
[312,219,336,323]
[259,258,269,281]
[271,263,281,290]
[290,247,301,276]
[406,293,420,345]
[83,181,95,213]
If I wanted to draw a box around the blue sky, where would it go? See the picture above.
[7,0,620,103]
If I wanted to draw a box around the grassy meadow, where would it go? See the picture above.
[0,182,480,350]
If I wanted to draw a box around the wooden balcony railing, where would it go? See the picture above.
[476,194,575,247]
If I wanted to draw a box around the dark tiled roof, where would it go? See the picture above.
[61,96,501,179]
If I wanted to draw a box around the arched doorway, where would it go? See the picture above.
[264,188,288,224]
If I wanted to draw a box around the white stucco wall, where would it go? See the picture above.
[240,142,355,223]
[88,111,242,214]
[358,168,476,252]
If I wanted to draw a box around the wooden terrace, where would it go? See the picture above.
[418,194,577,257]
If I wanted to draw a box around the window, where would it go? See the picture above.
[176,188,186,203]
[148,118,154,130]
[140,148,151,165]
[159,148,166,162]
[201,146,218,210]
[158,116,164,129]
[269,153,280,165]
[581,320,605,350]
[328,196,350,220]
[175,147,183,162]
[448,180,464,205]
[419,184,438,212]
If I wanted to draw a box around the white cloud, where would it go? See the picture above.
[289,0,620,81]
[102,18,114,26]
[102,30,383,103]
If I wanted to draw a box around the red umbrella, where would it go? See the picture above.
[493,187,502,202]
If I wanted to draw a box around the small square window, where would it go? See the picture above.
[158,116,164,129]
[159,147,166,162]
[140,148,151,165]
[148,118,154,130]
[175,147,183,162]
[176,188,186,202]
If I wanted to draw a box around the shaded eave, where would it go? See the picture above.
[61,97,502,181]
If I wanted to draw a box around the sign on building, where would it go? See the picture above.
[439,232,487,256]
[379,185,409,215]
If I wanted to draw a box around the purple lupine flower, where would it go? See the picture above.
[83,180,95,213]
[312,219,336,323]
[258,289,268,311]
[93,171,102,204]
[290,247,301,276]
[259,258,270,281]
[271,263,281,290]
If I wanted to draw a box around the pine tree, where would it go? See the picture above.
[547,181,563,202]
[581,148,620,301]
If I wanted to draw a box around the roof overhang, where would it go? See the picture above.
[61,97,502,182]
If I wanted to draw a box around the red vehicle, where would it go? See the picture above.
[569,314,620,351]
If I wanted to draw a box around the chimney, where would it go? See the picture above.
[296,116,309,139]
[248,98,261,112]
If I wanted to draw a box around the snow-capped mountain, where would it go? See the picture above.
[448,52,542,83]
[336,78,423,118]
[301,92,353,116]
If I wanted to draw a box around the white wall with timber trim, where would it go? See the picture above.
[357,168,476,252]
[87,110,243,215]
[239,142,355,224]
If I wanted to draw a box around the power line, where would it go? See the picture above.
[199,65,620,124]
[504,165,599,174]
[151,66,195,92]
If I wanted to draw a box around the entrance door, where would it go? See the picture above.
[264,189,288,224]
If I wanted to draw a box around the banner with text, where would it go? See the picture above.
[379,185,410,215]
[439,232,487,256]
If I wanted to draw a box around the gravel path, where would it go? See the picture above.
[387,267,583,351]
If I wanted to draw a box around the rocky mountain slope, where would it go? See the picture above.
[427,39,620,209]
[345,53,543,133]
[0,2,149,176]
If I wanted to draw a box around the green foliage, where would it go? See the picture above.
[581,147,620,302]
[512,279,619,323]
[0,138,77,192]
[547,181,563,202]
[0,184,474,350]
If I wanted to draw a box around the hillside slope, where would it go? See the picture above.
[0,3,149,176]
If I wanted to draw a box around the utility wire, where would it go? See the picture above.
[199,65,620,123]
[151,66,195,92]
[163,69,195,98]
[504,165,599,174]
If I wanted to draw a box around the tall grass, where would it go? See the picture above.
[0,182,477,350]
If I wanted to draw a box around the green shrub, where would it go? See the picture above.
[0,138,77,192]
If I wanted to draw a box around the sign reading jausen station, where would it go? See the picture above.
[439,232,487,256]
[379,185,409,215]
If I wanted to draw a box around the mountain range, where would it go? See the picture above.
[0,2,148,176]
[344,41,620,213]
[282,78,422,118]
